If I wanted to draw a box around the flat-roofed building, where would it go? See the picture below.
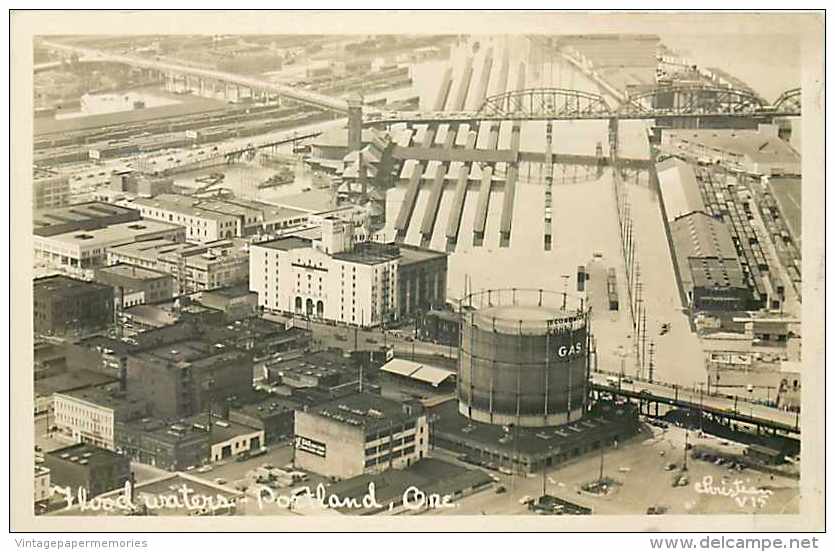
[263,350,358,392]
[397,243,448,318]
[228,395,300,444]
[33,275,114,337]
[250,219,446,327]
[45,443,130,498]
[34,171,71,211]
[662,125,801,176]
[108,238,249,294]
[670,211,752,312]
[94,263,175,308]
[115,418,209,471]
[33,201,140,237]
[294,392,428,479]
[184,413,266,462]
[134,194,309,242]
[53,387,148,450]
[33,219,185,275]
[134,194,239,242]
[126,339,254,419]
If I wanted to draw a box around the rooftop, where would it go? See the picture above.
[397,242,448,265]
[33,201,138,231]
[35,370,119,397]
[332,241,401,265]
[134,194,229,220]
[96,263,170,282]
[380,358,455,387]
[35,219,183,249]
[688,257,748,290]
[198,317,305,346]
[180,413,263,446]
[267,350,354,380]
[107,238,184,262]
[665,127,801,167]
[431,399,638,457]
[34,274,112,297]
[307,392,423,433]
[46,442,127,468]
[254,236,313,252]
[670,211,739,260]
[231,394,301,419]
[58,386,145,411]
[325,458,491,514]
[656,158,706,221]
[133,338,249,368]
[266,189,336,214]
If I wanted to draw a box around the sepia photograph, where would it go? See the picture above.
[8,9,826,537]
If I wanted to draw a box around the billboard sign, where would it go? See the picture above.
[294,435,326,458]
[88,149,100,160]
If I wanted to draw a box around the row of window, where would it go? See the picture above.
[364,445,416,468]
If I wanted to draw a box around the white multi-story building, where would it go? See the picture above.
[52,388,147,451]
[134,194,309,243]
[33,219,185,276]
[294,393,429,479]
[134,194,238,243]
[249,218,399,327]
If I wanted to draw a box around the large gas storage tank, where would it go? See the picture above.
[457,288,590,428]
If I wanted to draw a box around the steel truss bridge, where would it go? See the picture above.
[364,85,801,125]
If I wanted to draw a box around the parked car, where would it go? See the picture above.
[495,486,507,494]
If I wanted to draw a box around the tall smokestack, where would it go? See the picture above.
[347,94,363,154]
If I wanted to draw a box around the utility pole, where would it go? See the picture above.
[648,341,655,383]
[598,441,605,483]
[640,305,647,379]
[561,275,570,310]
[635,298,643,367]
[682,430,689,472]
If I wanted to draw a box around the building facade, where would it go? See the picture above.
[94,263,176,308]
[126,340,254,419]
[108,238,249,294]
[34,466,52,504]
[34,173,71,211]
[293,393,429,479]
[115,418,210,471]
[134,194,309,242]
[250,219,447,327]
[44,443,131,498]
[53,388,148,450]
[33,275,114,337]
[33,219,185,275]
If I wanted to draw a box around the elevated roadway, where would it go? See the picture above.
[39,40,350,113]
[590,375,800,435]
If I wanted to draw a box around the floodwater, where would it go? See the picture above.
[381,35,712,387]
[661,34,801,102]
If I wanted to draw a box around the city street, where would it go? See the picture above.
[424,425,799,516]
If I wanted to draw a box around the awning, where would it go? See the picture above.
[380,358,455,387]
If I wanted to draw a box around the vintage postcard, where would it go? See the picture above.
[9,10,825,533]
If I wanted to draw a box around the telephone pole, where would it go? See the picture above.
[648,341,655,383]
[640,305,647,379]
